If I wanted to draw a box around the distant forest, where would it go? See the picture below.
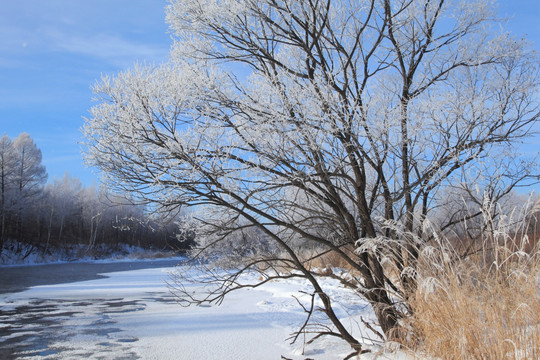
[0,133,188,259]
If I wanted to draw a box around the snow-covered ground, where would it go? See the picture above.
[0,261,412,359]
[0,241,180,266]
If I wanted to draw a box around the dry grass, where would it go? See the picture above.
[404,230,540,359]
[409,264,540,359]
[302,245,361,273]
[303,246,368,276]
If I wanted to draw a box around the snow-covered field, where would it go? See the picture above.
[0,261,410,359]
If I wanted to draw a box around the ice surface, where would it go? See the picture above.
[0,262,413,359]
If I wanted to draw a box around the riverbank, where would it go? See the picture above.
[0,239,181,267]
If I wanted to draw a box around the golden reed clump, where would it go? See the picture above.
[404,217,540,359]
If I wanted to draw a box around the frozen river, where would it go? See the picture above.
[0,259,185,359]
[0,259,378,359]
[0,259,344,359]
[0,259,184,294]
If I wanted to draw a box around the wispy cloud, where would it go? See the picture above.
[54,32,169,67]
[0,1,170,70]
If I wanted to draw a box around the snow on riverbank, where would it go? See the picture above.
[0,262,413,359]
[0,240,180,266]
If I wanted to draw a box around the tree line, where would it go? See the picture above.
[0,133,187,259]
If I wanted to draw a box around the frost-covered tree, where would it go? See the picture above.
[83,0,539,351]
[0,135,16,248]
[11,133,47,241]
[43,172,83,249]
[12,133,47,195]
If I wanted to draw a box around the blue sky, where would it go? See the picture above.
[0,1,538,186]
[0,0,170,185]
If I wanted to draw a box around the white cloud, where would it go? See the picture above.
[50,31,170,67]
[0,1,170,69]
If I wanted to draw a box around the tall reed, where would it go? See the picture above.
[405,198,540,359]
